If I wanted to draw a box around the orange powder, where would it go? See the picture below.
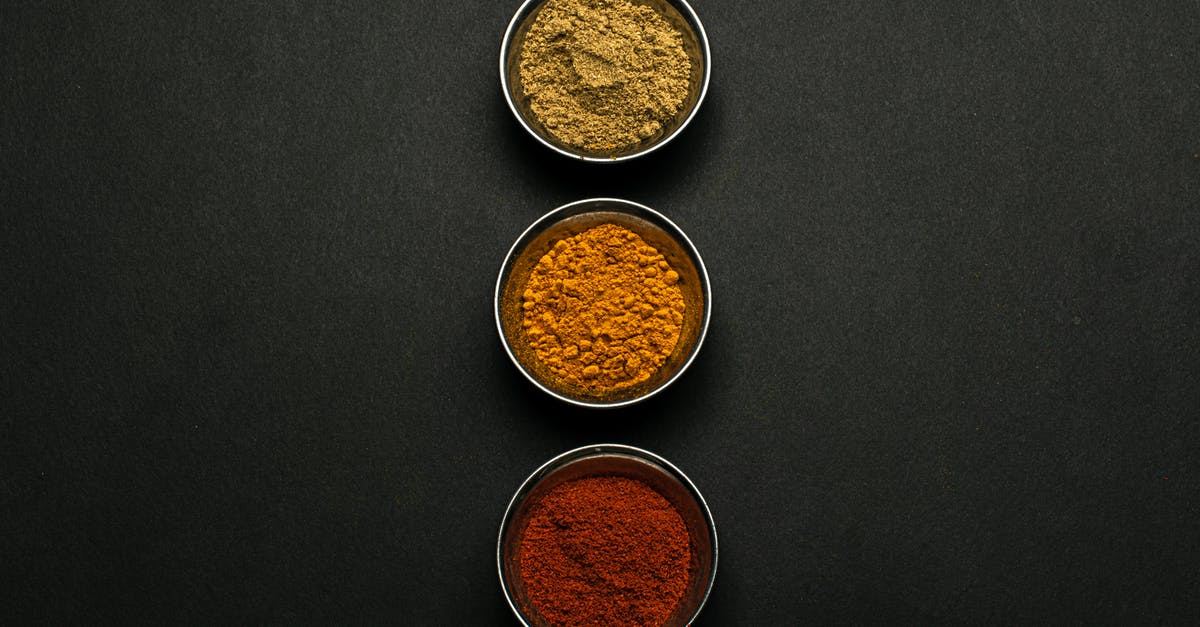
[521,224,685,392]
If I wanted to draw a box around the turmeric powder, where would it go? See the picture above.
[522,224,685,392]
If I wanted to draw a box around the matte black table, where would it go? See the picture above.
[4,1,1198,624]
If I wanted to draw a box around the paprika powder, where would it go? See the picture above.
[518,475,692,627]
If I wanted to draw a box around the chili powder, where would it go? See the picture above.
[518,476,692,627]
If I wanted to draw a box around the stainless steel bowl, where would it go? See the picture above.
[495,198,711,408]
[499,0,711,162]
[498,444,718,626]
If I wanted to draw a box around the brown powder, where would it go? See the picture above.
[518,0,692,154]
[522,224,685,392]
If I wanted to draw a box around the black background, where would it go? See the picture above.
[4,1,1199,624]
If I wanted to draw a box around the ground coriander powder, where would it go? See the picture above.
[518,0,692,154]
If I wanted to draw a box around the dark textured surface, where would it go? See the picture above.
[3,1,1199,624]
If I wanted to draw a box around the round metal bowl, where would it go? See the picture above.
[495,198,711,408]
[499,0,711,162]
[498,444,718,626]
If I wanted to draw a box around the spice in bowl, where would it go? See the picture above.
[519,476,691,626]
[518,0,692,154]
[522,224,685,393]
[501,0,711,160]
[495,199,711,407]
[497,444,718,627]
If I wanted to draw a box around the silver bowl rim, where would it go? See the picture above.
[499,0,712,163]
[496,443,719,626]
[493,197,712,409]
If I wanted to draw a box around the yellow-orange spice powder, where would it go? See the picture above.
[522,224,685,392]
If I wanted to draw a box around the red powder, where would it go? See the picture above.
[518,476,692,627]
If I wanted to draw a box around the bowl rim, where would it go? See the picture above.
[498,0,712,163]
[496,443,719,626]
[493,197,712,409]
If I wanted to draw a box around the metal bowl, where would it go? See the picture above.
[498,444,718,626]
[499,0,711,162]
[495,198,711,408]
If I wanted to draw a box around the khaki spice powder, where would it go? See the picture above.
[522,224,685,392]
[518,0,692,154]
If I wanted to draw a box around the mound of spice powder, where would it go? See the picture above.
[518,0,692,153]
[521,223,685,393]
[519,476,692,627]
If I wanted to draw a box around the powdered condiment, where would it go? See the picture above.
[522,223,685,392]
[519,476,692,627]
[518,0,692,154]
